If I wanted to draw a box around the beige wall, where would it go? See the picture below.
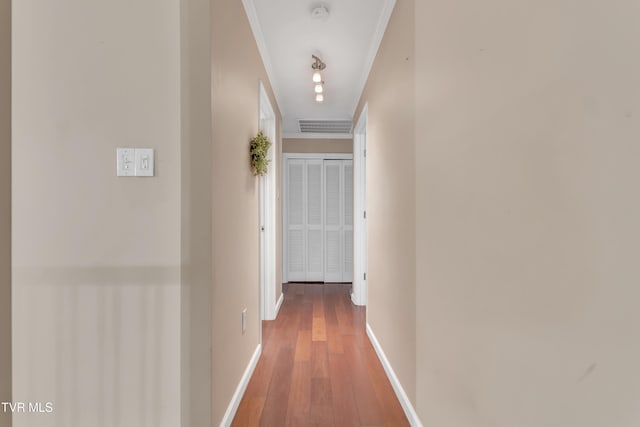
[211,0,282,423]
[180,0,212,425]
[12,1,181,425]
[283,138,352,153]
[415,1,640,426]
[0,0,10,425]
[354,0,416,405]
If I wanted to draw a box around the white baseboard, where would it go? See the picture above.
[274,293,284,318]
[351,291,366,306]
[219,344,262,427]
[366,324,424,427]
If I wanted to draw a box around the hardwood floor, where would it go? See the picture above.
[232,283,409,427]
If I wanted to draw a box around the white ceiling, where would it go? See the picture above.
[243,0,395,138]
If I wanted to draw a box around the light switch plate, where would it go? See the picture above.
[134,148,154,177]
[242,308,247,335]
[116,148,135,176]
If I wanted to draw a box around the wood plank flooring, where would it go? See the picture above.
[232,283,409,427]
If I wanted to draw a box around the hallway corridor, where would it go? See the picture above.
[232,284,409,426]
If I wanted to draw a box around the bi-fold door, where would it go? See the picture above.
[323,160,353,282]
[285,158,353,283]
[285,159,324,282]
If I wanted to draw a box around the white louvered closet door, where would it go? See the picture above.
[343,161,354,282]
[286,157,353,283]
[324,160,343,282]
[287,160,306,281]
[306,160,324,281]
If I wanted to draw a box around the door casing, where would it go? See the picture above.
[352,104,368,306]
[259,81,277,322]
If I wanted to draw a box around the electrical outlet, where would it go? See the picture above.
[242,309,247,335]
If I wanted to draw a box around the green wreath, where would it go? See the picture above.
[249,131,272,176]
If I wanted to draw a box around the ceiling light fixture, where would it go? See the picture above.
[311,55,326,102]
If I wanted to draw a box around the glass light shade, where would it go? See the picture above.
[315,93,324,102]
[312,71,322,83]
[314,83,323,93]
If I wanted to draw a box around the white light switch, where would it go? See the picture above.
[242,308,247,335]
[135,148,154,177]
[116,148,135,176]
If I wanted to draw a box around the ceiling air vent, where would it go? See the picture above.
[298,119,353,134]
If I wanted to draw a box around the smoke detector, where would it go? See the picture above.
[311,5,329,20]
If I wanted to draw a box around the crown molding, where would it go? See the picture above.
[349,0,397,115]
[241,0,285,116]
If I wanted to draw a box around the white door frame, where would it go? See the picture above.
[259,81,278,321]
[282,153,353,284]
[352,104,368,306]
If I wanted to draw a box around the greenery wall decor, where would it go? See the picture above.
[250,131,272,176]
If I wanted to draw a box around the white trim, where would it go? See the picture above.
[366,324,424,427]
[282,132,353,140]
[259,81,278,322]
[219,344,262,427]
[241,0,284,114]
[274,293,284,318]
[283,153,353,160]
[352,104,368,306]
[349,0,397,115]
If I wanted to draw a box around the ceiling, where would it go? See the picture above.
[243,0,396,138]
